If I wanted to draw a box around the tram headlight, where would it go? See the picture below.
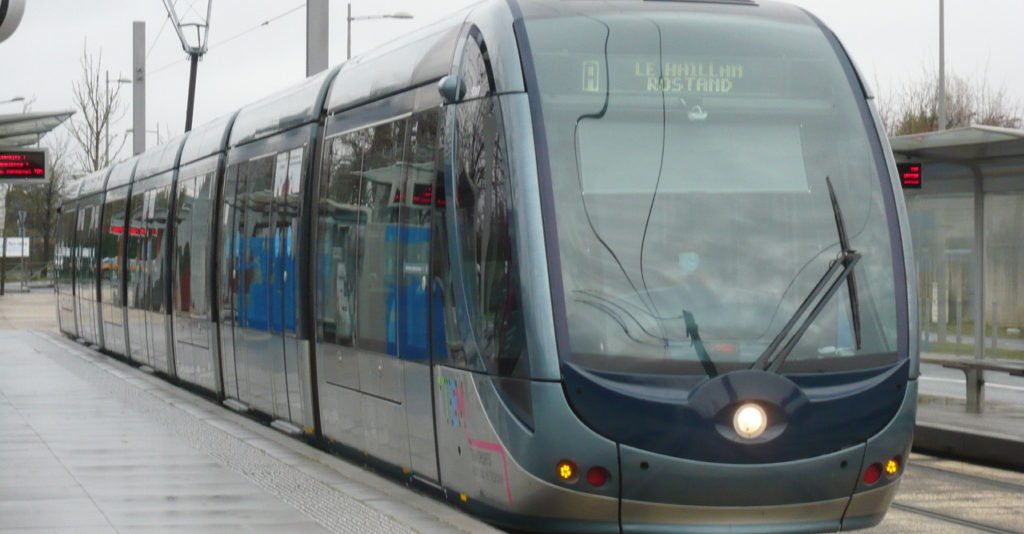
[733,402,768,440]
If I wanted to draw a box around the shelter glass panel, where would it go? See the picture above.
[905,194,976,356]
[984,192,1024,356]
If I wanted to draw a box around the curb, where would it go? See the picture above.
[913,423,1024,471]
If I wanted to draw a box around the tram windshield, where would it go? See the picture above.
[525,6,903,375]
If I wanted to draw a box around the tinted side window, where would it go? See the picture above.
[459,31,495,100]
[450,94,527,378]
[355,120,406,355]
[100,189,128,305]
[316,131,366,347]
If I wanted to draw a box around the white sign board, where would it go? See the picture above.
[3,237,29,258]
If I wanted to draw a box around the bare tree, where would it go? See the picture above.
[878,67,1024,136]
[66,47,128,173]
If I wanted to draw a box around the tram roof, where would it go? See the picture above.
[135,136,187,181]
[180,112,237,166]
[229,67,338,147]
[106,156,140,191]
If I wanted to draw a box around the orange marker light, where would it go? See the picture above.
[885,458,899,476]
[556,460,577,482]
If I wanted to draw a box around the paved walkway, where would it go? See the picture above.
[0,323,497,533]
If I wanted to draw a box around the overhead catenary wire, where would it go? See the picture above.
[146,0,179,60]
[145,3,305,79]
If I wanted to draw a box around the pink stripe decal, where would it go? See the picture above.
[465,431,514,505]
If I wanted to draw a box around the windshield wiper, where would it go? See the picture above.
[683,310,718,378]
[752,177,862,373]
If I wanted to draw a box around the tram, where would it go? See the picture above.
[55,1,918,532]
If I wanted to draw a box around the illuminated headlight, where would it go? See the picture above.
[733,402,768,439]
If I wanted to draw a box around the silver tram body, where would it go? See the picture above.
[54,1,918,532]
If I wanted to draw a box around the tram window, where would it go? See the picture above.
[458,30,495,101]
[525,12,901,373]
[192,174,213,319]
[355,120,406,355]
[316,131,366,346]
[240,157,275,332]
[451,94,528,377]
[100,189,128,305]
[126,192,147,311]
[148,186,172,314]
[173,178,195,315]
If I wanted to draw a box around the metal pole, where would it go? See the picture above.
[973,169,984,360]
[347,3,352,60]
[938,0,947,130]
[991,301,998,356]
[105,70,110,165]
[306,0,329,76]
[133,21,146,155]
[185,53,198,132]
[937,252,948,343]
[17,211,26,291]
[969,168,985,413]
[955,294,962,355]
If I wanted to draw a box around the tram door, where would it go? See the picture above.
[271,147,308,427]
[219,151,309,428]
[399,110,441,482]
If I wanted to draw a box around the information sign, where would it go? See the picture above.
[2,237,29,258]
[0,149,47,184]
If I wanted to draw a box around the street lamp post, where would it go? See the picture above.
[105,74,132,165]
[938,0,946,131]
[346,3,414,60]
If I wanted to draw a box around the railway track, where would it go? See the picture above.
[875,455,1024,533]
[890,502,1022,534]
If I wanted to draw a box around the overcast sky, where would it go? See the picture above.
[3,0,1022,158]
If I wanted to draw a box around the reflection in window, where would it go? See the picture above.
[450,95,527,378]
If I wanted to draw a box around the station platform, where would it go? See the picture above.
[0,310,499,533]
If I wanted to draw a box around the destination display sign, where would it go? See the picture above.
[0,149,47,184]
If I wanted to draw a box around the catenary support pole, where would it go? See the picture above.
[938,0,946,130]
[133,21,146,154]
[185,53,198,132]
[307,0,328,77]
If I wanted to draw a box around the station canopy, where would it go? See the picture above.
[889,124,1024,364]
[0,110,74,147]
[890,125,1024,188]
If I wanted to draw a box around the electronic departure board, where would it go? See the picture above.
[0,149,47,184]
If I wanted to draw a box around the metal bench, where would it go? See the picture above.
[921,356,1024,413]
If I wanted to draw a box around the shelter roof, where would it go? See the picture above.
[890,125,1024,163]
[0,110,74,147]
[890,126,1024,190]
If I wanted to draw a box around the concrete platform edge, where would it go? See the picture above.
[912,423,1024,471]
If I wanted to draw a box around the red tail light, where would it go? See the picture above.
[586,466,610,487]
[863,463,882,484]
